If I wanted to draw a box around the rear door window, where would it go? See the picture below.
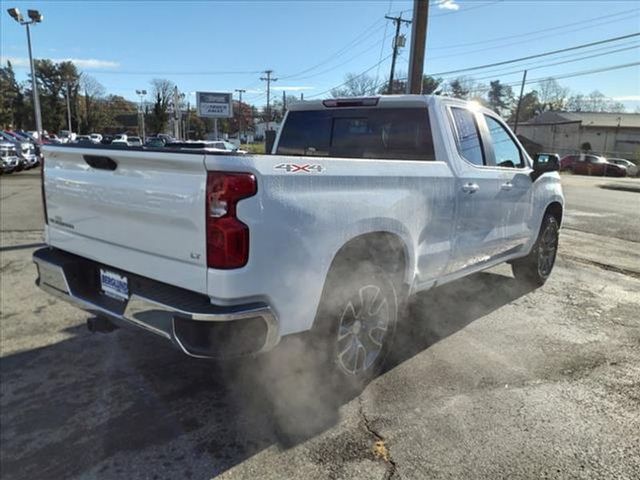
[450,107,485,166]
[276,108,435,160]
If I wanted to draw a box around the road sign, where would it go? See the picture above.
[196,92,233,118]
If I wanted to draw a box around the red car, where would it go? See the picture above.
[559,154,627,177]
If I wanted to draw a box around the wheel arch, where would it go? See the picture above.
[544,201,563,227]
[328,231,412,291]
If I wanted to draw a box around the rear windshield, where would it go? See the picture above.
[276,107,435,160]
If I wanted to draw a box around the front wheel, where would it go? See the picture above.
[314,261,401,390]
[512,214,559,288]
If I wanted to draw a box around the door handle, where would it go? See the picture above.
[461,182,479,194]
[500,182,513,191]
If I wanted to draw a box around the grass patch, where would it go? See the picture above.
[241,143,266,154]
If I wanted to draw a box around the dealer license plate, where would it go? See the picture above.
[99,268,129,301]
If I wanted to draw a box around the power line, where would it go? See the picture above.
[307,53,394,99]
[375,0,395,86]
[445,61,640,96]
[426,7,639,51]
[518,61,640,86]
[430,0,503,17]
[82,69,262,76]
[430,32,640,77]
[280,34,393,82]
[278,19,386,80]
[453,44,640,82]
[389,0,503,18]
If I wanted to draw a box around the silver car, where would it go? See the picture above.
[1,142,20,174]
[0,131,38,169]
[608,158,638,177]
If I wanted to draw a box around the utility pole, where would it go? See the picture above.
[185,101,190,140]
[260,70,277,131]
[235,88,246,142]
[282,90,286,116]
[385,14,412,94]
[407,0,429,94]
[513,70,528,134]
[65,83,72,134]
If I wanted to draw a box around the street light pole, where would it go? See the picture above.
[136,89,147,141]
[235,88,246,143]
[8,9,44,139]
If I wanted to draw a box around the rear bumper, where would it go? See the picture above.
[33,247,280,358]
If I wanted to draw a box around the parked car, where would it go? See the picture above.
[58,130,76,144]
[74,135,95,145]
[144,136,166,148]
[89,133,103,144]
[43,134,62,144]
[14,130,43,164]
[35,95,564,386]
[111,135,128,146]
[608,158,638,177]
[100,135,114,145]
[165,140,247,154]
[0,131,38,169]
[0,141,20,174]
[560,154,578,171]
[157,133,176,144]
[559,154,627,177]
[128,136,143,147]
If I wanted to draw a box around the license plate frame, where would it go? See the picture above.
[99,268,129,301]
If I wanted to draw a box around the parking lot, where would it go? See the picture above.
[1,171,639,479]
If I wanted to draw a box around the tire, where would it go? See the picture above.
[512,214,559,288]
[313,260,401,391]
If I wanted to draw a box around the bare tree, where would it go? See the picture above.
[537,78,569,111]
[567,90,626,113]
[80,74,105,133]
[149,78,175,134]
[331,73,378,97]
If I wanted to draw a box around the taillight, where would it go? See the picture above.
[206,172,256,269]
[40,153,48,224]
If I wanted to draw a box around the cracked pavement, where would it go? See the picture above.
[1,171,639,479]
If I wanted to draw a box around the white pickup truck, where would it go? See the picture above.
[34,95,563,384]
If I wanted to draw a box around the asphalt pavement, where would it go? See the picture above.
[1,170,639,480]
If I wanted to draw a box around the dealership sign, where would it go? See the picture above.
[196,92,233,118]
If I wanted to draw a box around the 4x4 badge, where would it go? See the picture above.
[275,163,324,173]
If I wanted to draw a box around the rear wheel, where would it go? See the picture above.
[314,261,401,391]
[512,214,559,288]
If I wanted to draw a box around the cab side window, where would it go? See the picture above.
[484,115,524,168]
[450,107,485,166]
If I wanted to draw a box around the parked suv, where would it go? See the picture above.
[0,141,20,174]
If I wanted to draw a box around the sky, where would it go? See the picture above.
[1,0,639,110]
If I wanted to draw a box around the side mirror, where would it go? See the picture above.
[531,153,560,181]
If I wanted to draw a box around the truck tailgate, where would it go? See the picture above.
[43,146,208,293]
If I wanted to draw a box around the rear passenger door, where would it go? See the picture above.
[481,114,534,251]
[446,106,504,273]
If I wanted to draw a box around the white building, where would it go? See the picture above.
[517,111,640,160]
[254,121,281,140]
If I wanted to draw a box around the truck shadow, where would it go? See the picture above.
[0,270,533,479]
